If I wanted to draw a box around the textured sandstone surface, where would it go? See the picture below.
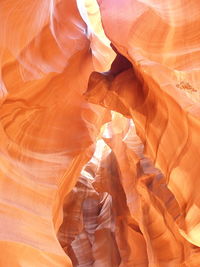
[0,0,200,266]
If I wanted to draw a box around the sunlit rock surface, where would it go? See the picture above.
[1,0,200,266]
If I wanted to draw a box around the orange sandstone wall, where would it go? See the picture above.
[0,0,200,266]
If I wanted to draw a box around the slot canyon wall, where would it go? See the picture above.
[0,0,200,266]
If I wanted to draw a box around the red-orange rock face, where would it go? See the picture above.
[0,0,200,266]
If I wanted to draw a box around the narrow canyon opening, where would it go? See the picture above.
[57,112,179,266]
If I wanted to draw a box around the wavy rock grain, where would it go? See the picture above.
[1,0,200,266]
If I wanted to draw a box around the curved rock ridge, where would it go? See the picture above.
[1,0,200,266]
[58,114,200,266]
[0,0,113,266]
[88,0,200,250]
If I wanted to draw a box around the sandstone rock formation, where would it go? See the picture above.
[0,0,200,266]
